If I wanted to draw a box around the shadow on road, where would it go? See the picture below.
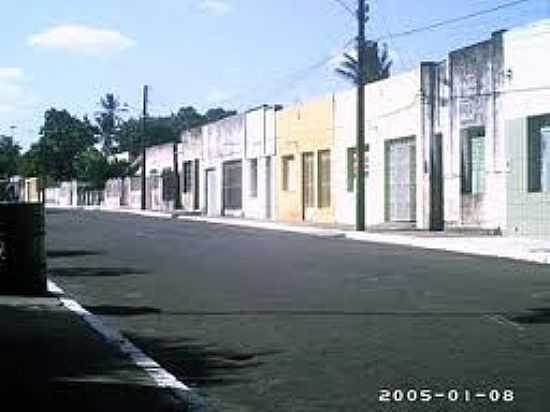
[49,266,147,278]
[125,333,282,388]
[511,308,550,324]
[85,305,162,316]
[47,249,105,259]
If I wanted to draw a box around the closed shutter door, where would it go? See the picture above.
[223,161,242,210]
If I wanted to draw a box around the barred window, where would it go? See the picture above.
[282,155,295,192]
[249,159,258,198]
[183,161,193,193]
[318,150,331,208]
[528,114,550,192]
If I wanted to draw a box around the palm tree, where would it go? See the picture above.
[95,93,128,156]
[335,40,392,85]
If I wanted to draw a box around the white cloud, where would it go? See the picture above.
[0,68,39,114]
[207,88,233,104]
[28,25,135,55]
[0,67,23,81]
[197,0,231,15]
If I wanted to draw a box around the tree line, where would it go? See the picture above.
[0,95,236,189]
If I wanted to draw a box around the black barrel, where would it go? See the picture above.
[0,203,47,295]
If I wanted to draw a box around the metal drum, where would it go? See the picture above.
[0,203,47,295]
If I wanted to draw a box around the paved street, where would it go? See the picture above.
[47,209,550,411]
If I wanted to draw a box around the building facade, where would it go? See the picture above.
[502,20,550,238]
[333,67,443,230]
[144,143,179,211]
[243,105,278,220]
[180,127,203,213]
[201,114,246,217]
[275,95,335,224]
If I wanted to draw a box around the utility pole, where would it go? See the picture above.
[141,85,149,210]
[356,0,368,231]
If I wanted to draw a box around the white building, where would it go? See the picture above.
[502,20,550,238]
[201,114,246,217]
[242,105,278,220]
[333,66,443,230]
[180,128,203,212]
[144,142,179,211]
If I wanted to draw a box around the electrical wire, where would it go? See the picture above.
[329,0,356,18]
[375,0,532,41]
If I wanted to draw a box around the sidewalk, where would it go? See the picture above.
[47,205,550,265]
[0,284,198,412]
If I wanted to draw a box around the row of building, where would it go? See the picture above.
[82,20,550,239]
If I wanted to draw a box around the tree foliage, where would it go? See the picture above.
[95,93,127,156]
[0,135,21,178]
[39,108,98,181]
[335,41,392,85]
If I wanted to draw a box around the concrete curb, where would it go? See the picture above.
[46,280,202,410]
[47,205,550,265]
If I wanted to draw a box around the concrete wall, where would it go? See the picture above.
[243,106,277,220]
[503,20,550,238]
[104,179,122,209]
[333,69,427,227]
[145,143,174,176]
[181,128,203,212]
[200,114,245,216]
[445,31,506,230]
[275,94,335,224]
[144,143,177,211]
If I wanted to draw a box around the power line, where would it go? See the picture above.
[329,0,356,18]
[375,0,532,41]
[215,37,356,107]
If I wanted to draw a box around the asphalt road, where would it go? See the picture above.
[46,209,550,411]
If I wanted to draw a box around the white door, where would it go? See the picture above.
[206,169,217,216]
[387,138,416,222]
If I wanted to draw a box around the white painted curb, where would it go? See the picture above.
[47,280,190,392]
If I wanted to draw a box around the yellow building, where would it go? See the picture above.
[275,94,335,224]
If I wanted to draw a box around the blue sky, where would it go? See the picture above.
[1,0,549,150]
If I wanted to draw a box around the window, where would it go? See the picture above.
[461,128,485,194]
[249,159,258,197]
[528,114,550,192]
[282,155,295,192]
[303,152,315,207]
[318,150,331,208]
[183,161,193,193]
[346,145,370,192]
[223,160,242,210]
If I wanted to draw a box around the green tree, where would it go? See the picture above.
[17,142,42,177]
[335,40,392,85]
[115,105,238,159]
[0,135,21,177]
[204,107,237,123]
[95,93,127,156]
[40,108,98,181]
[75,147,110,189]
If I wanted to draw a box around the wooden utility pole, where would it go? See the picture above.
[356,0,368,231]
[141,85,149,210]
